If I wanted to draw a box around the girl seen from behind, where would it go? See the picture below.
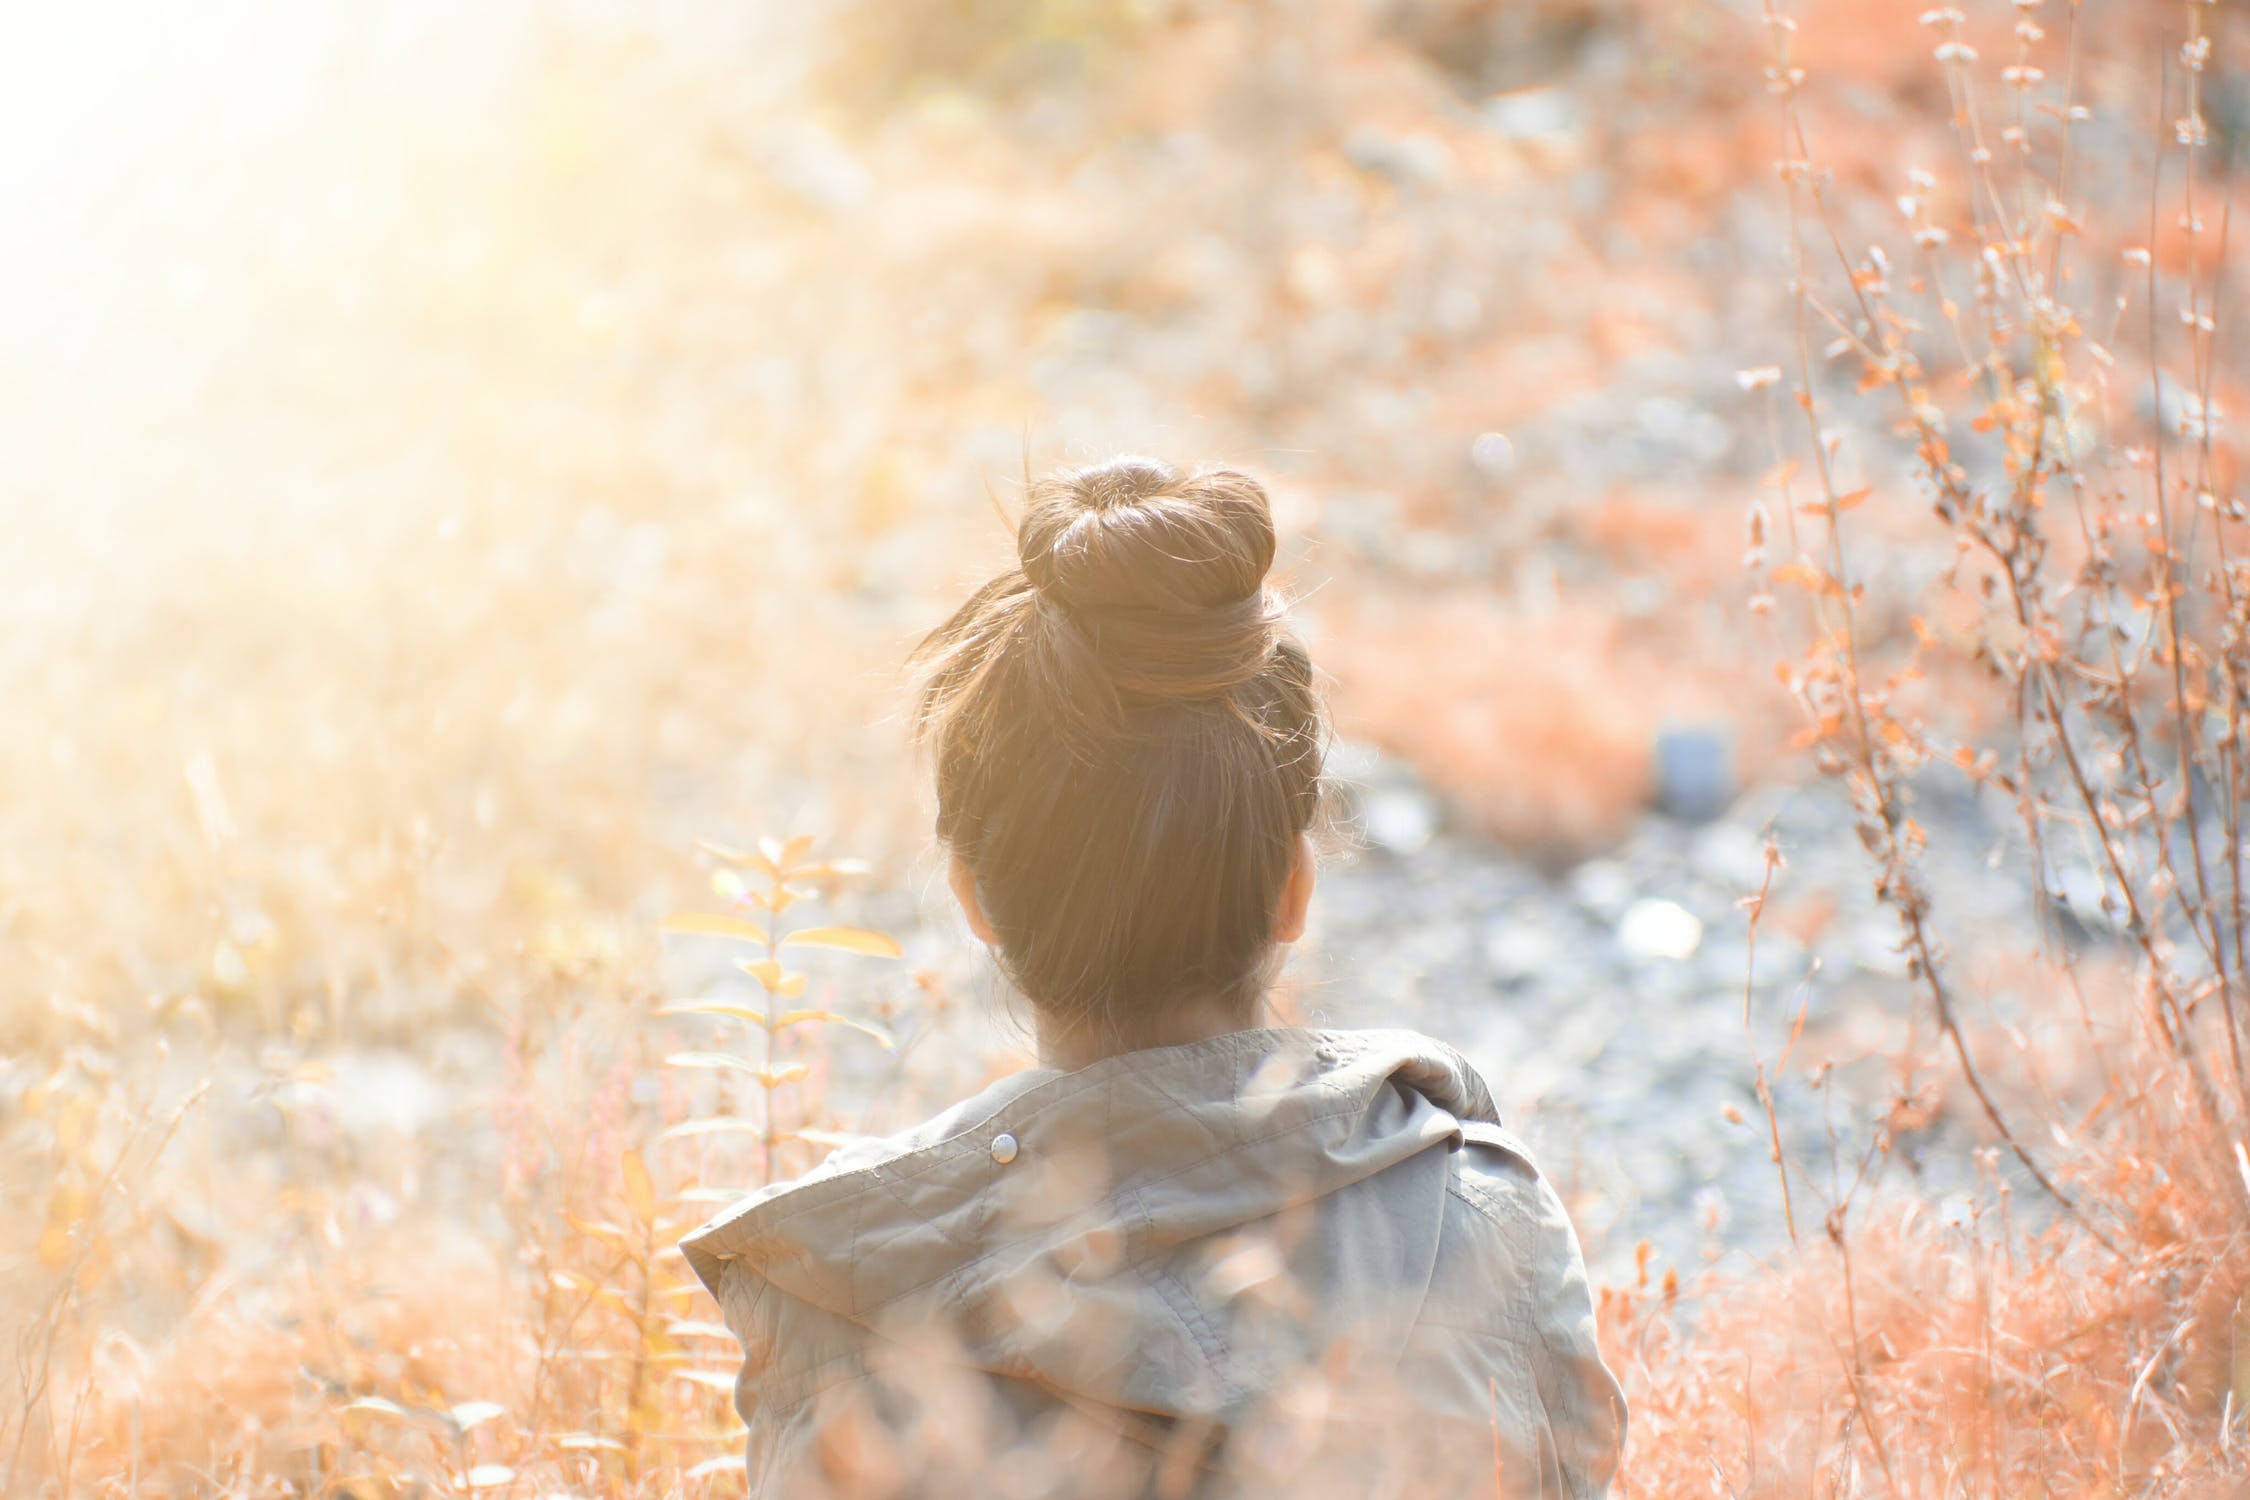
[684,456,1627,1498]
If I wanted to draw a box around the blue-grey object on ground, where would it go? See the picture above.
[1654,725,1735,823]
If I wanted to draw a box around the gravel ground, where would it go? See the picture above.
[775,736,2083,1290]
[1295,746,2070,1285]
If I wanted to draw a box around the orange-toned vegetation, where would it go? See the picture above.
[1321,589,1782,857]
[9,0,2250,1495]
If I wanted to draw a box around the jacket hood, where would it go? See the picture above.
[681,1027,1505,1424]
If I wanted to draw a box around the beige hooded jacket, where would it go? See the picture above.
[681,1027,1625,1498]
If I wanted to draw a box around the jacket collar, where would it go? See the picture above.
[680,1026,1500,1320]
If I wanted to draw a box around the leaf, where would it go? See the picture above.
[738,958,808,998]
[662,1050,820,1090]
[665,1050,756,1074]
[658,913,770,946]
[785,1127,870,1150]
[755,1061,809,1089]
[782,926,903,959]
[792,858,873,882]
[622,1149,657,1225]
[36,1225,70,1269]
[1984,612,2029,660]
[566,1213,637,1254]
[1769,559,1831,594]
[774,1009,895,1049]
[342,1396,421,1425]
[697,837,778,877]
[449,1401,506,1432]
[688,1456,747,1480]
[660,1115,764,1139]
[778,834,816,868]
[655,1000,770,1024]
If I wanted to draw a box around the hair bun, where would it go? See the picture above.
[1015,457,1282,700]
[911,455,1328,1038]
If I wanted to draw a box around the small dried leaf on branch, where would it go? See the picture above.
[1800,488,1872,517]
[340,1396,421,1425]
[664,1050,760,1074]
[739,958,809,998]
[658,913,771,946]
[754,1061,809,1090]
[774,1009,895,1048]
[774,833,817,869]
[660,1116,763,1140]
[785,1127,872,1150]
[696,838,780,878]
[448,1402,506,1433]
[1771,559,1842,596]
[554,1434,629,1453]
[791,858,875,882]
[622,1148,657,1225]
[654,1000,769,1024]
[781,926,903,958]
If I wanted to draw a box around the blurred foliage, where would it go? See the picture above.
[4,0,2249,1493]
[822,0,1159,107]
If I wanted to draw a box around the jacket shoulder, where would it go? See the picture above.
[1448,1123,1561,1245]
[1415,1121,1573,1328]
[1407,1121,1627,1498]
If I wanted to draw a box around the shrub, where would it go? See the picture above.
[1613,1,2250,1491]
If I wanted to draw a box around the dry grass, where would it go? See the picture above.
[8,1,2250,1496]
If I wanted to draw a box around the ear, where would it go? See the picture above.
[947,850,1000,947]
[1270,834,1316,945]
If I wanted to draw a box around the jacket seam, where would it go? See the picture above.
[756,1350,875,1420]
[856,1092,1369,1314]
[686,1027,1486,1265]
[1440,1177,1597,1462]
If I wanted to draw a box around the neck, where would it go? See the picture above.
[1035,990,1266,1072]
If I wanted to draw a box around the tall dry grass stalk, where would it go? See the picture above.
[1618,1,2250,1492]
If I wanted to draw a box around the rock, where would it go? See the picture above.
[754,122,871,214]
[1561,858,1628,920]
[1315,490,1405,567]
[1329,739,1444,855]
[1691,819,1769,893]
[1619,897,1703,962]
[1654,725,1737,823]
[1481,85,1581,144]
[2041,860,2126,935]
[1361,788,1440,855]
[1469,431,1517,478]
[1632,394,1733,466]
[1342,125,1454,190]
[1482,916,1563,983]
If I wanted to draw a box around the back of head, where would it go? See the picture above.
[912,457,1326,1046]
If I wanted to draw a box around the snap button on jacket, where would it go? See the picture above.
[682,1026,1626,1498]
